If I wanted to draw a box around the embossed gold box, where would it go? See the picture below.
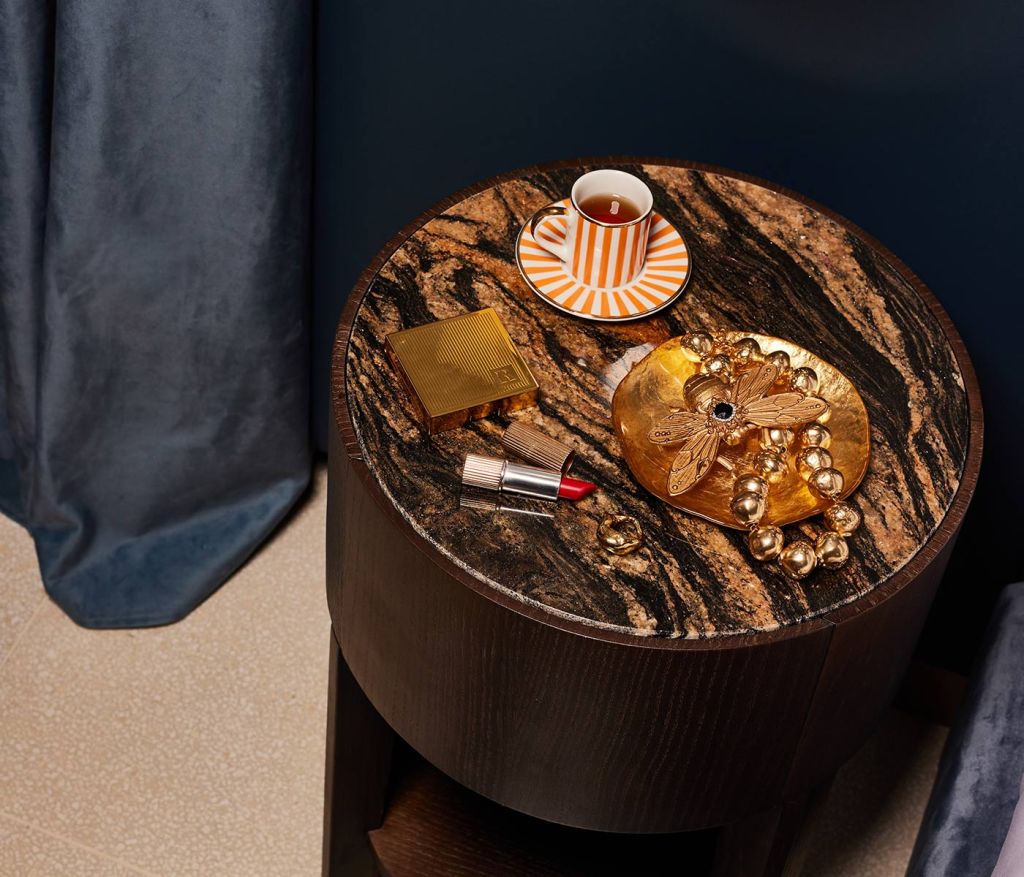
[385,308,539,433]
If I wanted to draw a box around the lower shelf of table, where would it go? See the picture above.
[368,749,716,877]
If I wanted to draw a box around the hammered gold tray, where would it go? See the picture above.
[611,332,870,528]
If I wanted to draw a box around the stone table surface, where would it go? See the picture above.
[336,161,972,639]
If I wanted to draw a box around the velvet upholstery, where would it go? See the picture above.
[908,582,1024,876]
[0,1,312,627]
[992,771,1024,877]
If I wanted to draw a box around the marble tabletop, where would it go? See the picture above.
[338,162,971,639]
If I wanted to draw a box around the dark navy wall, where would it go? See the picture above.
[315,1,1023,670]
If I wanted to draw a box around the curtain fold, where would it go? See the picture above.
[0,0,312,627]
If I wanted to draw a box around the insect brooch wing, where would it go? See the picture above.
[744,393,828,426]
[731,362,779,405]
[731,362,828,424]
[647,410,720,496]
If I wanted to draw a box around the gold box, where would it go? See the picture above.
[385,308,539,433]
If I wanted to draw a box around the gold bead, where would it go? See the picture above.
[732,337,761,365]
[753,450,787,484]
[790,366,819,394]
[824,502,862,536]
[597,515,644,556]
[815,531,850,568]
[724,427,747,446]
[797,446,833,477]
[809,467,845,499]
[760,426,794,452]
[748,526,784,561]
[681,332,713,361]
[734,474,768,496]
[684,374,728,411]
[780,540,818,579]
[730,491,766,526]
[801,423,832,449]
[767,350,790,373]
[703,353,732,380]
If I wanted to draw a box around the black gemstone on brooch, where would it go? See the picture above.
[712,401,735,421]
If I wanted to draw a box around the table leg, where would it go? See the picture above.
[711,792,815,877]
[322,628,395,877]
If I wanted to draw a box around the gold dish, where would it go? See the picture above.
[611,332,870,528]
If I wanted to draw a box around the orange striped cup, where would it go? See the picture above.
[528,169,654,289]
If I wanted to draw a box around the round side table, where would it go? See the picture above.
[323,159,982,877]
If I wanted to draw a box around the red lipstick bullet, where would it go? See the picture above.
[558,476,598,501]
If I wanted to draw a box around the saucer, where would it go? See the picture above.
[515,199,691,321]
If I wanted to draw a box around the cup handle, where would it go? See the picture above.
[529,205,570,262]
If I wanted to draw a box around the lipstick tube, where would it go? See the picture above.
[501,421,575,473]
[461,454,596,502]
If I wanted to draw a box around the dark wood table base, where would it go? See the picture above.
[323,630,827,877]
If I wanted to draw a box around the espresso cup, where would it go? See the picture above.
[529,169,654,289]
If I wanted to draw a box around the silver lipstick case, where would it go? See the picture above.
[461,453,561,501]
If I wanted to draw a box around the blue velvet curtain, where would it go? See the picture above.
[0,0,312,627]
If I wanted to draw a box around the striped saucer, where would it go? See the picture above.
[515,199,691,322]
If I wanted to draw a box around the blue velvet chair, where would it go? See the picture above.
[908,583,1024,875]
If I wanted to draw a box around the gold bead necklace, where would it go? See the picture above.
[649,331,862,580]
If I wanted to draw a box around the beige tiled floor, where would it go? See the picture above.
[0,464,944,876]
[0,471,330,877]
